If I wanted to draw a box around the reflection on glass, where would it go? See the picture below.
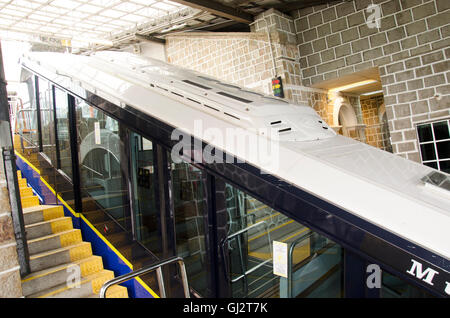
[75,98,129,231]
[436,141,450,160]
[17,76,40,148]
[224,183,343,298]
[420,143,436,161]
[130,132,161,256]
[433,121,450,141]
[381,270,434,298]
[169,153,210,297]
[38,78,56,164]
[54,88,72,179]
[417,124,433,143]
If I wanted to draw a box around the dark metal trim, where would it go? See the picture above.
[34,76,43,153]
[67,94,82,212]
[169,0,254,23]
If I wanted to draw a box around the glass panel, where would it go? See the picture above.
[424,162,438,170]
[417,124,433,143]
[436,141,450,160]
[224,183,343,298]
[54,88,72,179]
[439,160,450,174]
[420,143,436,161]
[130,132,161,256]
[38,78,56,164]
[169,153,211,297]
[75,98,130,231]
[16,75,40,149]
[381,270,434,298]
[433,121,450,141]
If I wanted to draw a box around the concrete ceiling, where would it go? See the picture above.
[0,0,339,52]
[312,67,383,96]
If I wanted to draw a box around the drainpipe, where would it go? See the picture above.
[0,41,30,276]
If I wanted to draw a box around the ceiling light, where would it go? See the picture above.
[361,90,384,96]
[329,80,378,93]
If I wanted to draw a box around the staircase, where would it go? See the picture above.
[17,169,129,298]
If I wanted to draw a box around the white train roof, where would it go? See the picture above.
[20,51,450,261]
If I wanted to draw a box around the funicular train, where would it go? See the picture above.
[13,51,450,298]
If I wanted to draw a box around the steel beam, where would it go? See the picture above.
[170,0,254,23]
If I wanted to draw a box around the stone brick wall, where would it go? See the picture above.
[361,95,393,150]
[292,0,450,161]
[0,152,22,297]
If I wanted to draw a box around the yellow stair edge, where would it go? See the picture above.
[25,216,73,234]
[28,228,83,249]
[104,285,129,298]
[29,241,92,263]
[22,255,105,283]
[31,269,115,298]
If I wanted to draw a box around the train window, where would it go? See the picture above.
[129,132,161,256]
[381,270,435,298]
[54,88,72,180]
[417,120,450,173]
[38,78,56,165]
[16,73,40,149]
[168,153,212,297]
[222,183,343,298]
[75,99,131,232]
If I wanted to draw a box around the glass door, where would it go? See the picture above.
[129,132,162,257]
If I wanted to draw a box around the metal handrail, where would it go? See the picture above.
[99,256,190,298]
[287,230,313,298]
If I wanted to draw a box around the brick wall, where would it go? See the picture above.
[292,0,450,161]
[361,95,393,150]
[0,152,22,297]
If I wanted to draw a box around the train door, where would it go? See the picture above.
[129,132,163,257]
[218,181,344,298]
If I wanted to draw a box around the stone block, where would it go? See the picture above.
[388,82,407,95]
[418,88,435,99]
[387,26,406,42]
[363,47,383,61]
[347,11,365,27]
[400,0,421,10]
[417,30,441,46]
[407,79,424,90]
[436,0,450,11]
[415,65,433,78]
[0,270,22,298]
[370,32,387,47]
[398,92,418,103]
[382,0,402,16]
[0,216,15,244]
[312,38,327,52]
[405,56,421,69]
[336,1,355,18]
[432,60,450,74]
[405,20,427,36]
[317,23,331,37]
[411,100,430,114]
[427,11,450,30]
[307,53,321,66]
[394,118,412,130]
[346,53,363,66]
[342,27,360,43]
[303,28,318,42]
[0,245,19,273]
[394,103,411,118]
[395,70,414,82]
[326,33,341,48]
[386,61,404,73]
[395,10,413,26]
[424,74,446,88]
[331,17,348,33]
[397,142,416,152]
[335,43,351,58]
[401,37,418,50]
[299,42,313,56]
[322,7,337,23]
[321,48,335,62]
[309,12,323,28]
[351,38,370,53]
[412,2,436,20]
[383,42,401,55]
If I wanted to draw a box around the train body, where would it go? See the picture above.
[15,51,450,298]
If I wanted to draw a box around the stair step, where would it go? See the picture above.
[21,195,40,208]
[27,269,115,298]
[29,241,92,272]
[23,205,64,226]
[28,229,82,255]
[20,187,34,198]
[21,255,104,296]
[25,216,73,240]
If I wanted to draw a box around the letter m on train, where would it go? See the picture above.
[406,259,439,286]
